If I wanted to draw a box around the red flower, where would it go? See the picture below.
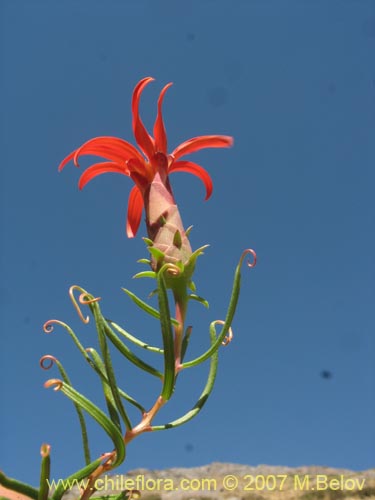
[59,77,233,238]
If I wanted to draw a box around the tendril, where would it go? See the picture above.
[44,379,63,391]
[69,285,101,324]
[240,248,257,269]
[43,319,66,334]
[215,320,234,346]
[79,294,102,306]
[40,355,58,370]
[40,443,51,458]
[161,263,181,277]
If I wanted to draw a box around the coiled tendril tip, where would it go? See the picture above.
[69,285,101,324]
[162,263,181,277]
[44,379,63,391]
[215,320,234,346]
[240,248,257,269]
[43,320,56,333]
[40,355,58,370]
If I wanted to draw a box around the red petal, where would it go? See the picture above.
[126,185,144,238]
[171,135,233,161]
[74,136,143,166]
[169,160,213,200]
[78,162,128,190]
[132,77,156,160]
[58,150,77,172]
[153,82,173,154]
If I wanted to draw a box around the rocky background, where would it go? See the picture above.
[64,463,375,500]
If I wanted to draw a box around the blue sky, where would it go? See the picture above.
[1,0,374,488]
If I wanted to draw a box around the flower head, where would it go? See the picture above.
[59,77,233,242]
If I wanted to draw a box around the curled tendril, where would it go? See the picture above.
[69,285,101,324]
[44,378,63,391]
[79,293,101,305]
[43,319,66,334]
[161,263,181,277]
[40,355,58,370]
[40,443,51,458]
[215,319,234,346]
[240,248,257,269]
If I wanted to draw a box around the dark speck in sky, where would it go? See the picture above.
[320,370,333,380]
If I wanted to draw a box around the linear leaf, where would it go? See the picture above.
[122,288,179,326]
[0,472,38,500]
[103,322,163,379]
[181,251,249,368]
[157,266,176,400]
[152,320,218,430]
[47,381,125,469]
[109,320,163,354]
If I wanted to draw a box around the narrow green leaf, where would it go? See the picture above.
[122,288,179,326]
[47,381,125,468]
[51,457,103,500]
[157,266,176,400]
[181,251,249,368]
[185,225,193,237]
[132,271,157,279]
[103,322,163,379]
[87,348,146,414]
[152,320,218,430]
[148,288,158,298]
[85,348,121,430]
[42,356,91,465]
[109,320,163,354]
[137,258,151,264]
[0,472,38,500]
[90,303,132,431]
[142,237,153,246]
[38,445,51,500]
[188,294,209,308]
[45,321,91,365]
[148,246,165,260]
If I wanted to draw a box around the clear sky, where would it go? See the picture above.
[1,0,374,488]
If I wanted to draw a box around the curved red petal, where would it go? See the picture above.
[78,162,128,190]
[153,82,173,154]
[126,185,144,238]
[171,135,233,161]
[58,150,77,172]
[169,160,213,200]
[132,77,156,160]
[74,136,143,166]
